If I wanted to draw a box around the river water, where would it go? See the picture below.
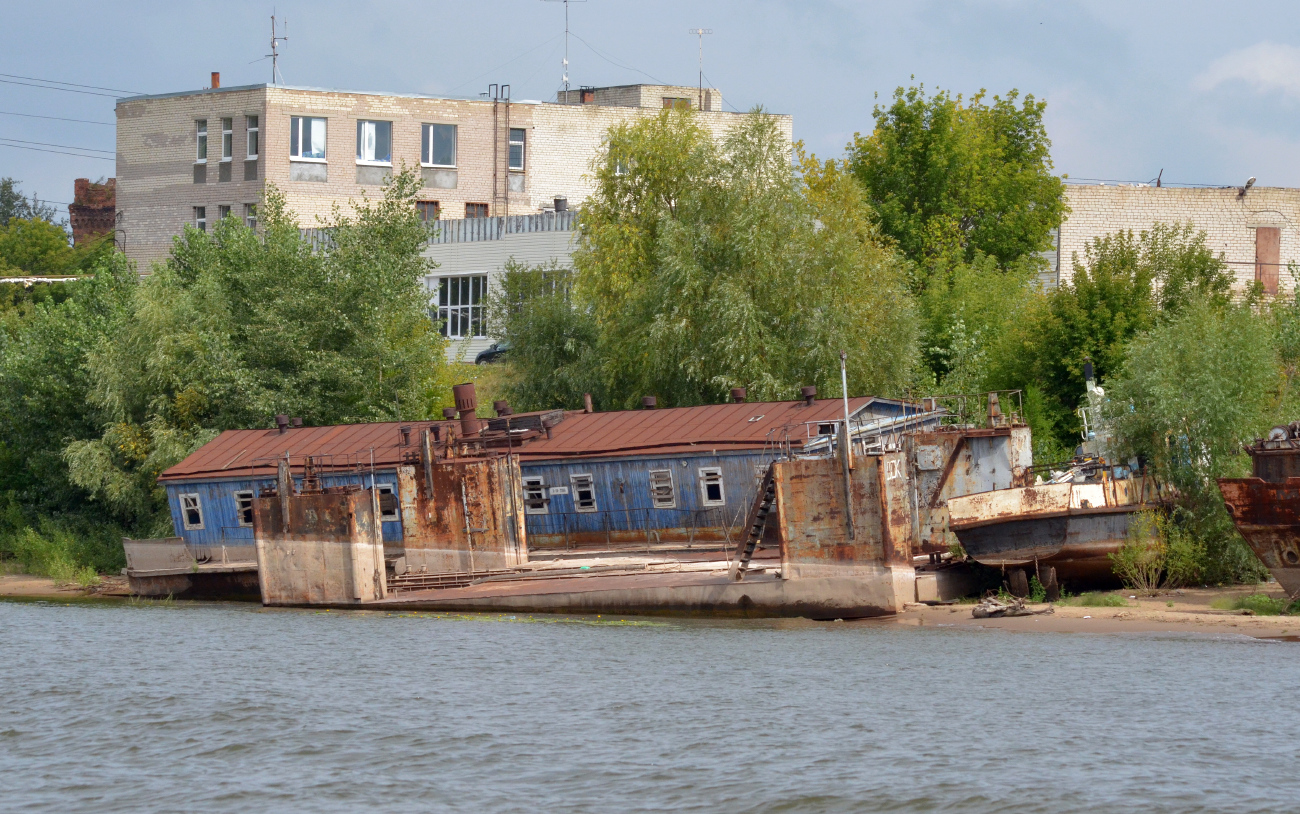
[2,599,1299,813]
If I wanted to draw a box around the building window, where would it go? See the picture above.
[435,275,487,338]
[356,120,392,165]
[570,473,596,512]
[508,128,525,171]
[196,120,207,162]
[663,97,691,109]
[422,123,457,167]
[375,483,399,521]
[244,203,257,229]
[648,469,676,509]
[290,116,327,161]
[221,118,233,161]
[699,467,725,506]
[246,115,259,158]
[465,203,489,219]
[194,206,207,232]
[180,493,204,530]
[416,201,440,222]
[217,204,231,221]
[234,490,255,528]
[523,477,548,515]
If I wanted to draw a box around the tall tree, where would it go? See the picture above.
[847,85,1066,272]
[0,177,60,227]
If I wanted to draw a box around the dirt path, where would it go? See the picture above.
[890,584,1300,639]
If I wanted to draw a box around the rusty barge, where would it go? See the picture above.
[1218,424,1300,598]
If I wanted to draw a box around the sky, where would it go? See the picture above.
[3,0,1300,217]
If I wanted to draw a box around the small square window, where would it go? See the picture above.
[246,115,259,158]
[422,123,457,167]
[180,493,204,530]
[234,490,255,528]
[648,469,675,509]
[508,128,525,171]
[465,203,489,219]
[376,483,399,521]
[523,477,548,515]
[194,206,207,232]
[416,201,440,223]
[570,474,596,512]
[221,118,233,160]
[196,120,208,162]
[699,468,725,507]
[290,116,327,160]
[356,120,392,164]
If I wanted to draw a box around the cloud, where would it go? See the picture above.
[1195,41,1300,99]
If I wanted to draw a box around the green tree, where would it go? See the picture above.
[847,85,1066,271]
[0,217,76,275]
[1105,300,1275,583]
[563,107,916,410]
[61,170,452,533]
[0,177,60,226]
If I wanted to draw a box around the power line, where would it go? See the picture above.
[0,77,121,98]
[445,33,564,94]
[0,136,113,155]
[0,72,141,95]
[0,141,115,161]
[569,32,669,85]
[0,110,114,126]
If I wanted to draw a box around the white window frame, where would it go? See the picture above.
[523,476,549,515]
[289,116,327,162]
[421,123,457,168]
[220,117,233,161]
[195,119,207,163]
[648,469,676,509]
[180,493,205,530]
[246,115,259,159]
[508,127,525,171]
[355,119,393,166]
[194,206,207,232]
[375,483,399,521]
[434,274,488,339]
[698,467,725,507]
[570,473,597,513]
[234,490,255,528]
[244,203,257,229]
[217,204,231,221]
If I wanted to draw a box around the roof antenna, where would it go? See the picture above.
[689,27,713,110]
[543,0,586,99]
[268,12,289,85]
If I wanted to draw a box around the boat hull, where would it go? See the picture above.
[1217,477,1300,598]
[950,509,1139,585]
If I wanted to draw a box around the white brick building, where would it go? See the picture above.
[1047,183,1300,295]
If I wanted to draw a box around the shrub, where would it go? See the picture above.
[1209,594,1296,616]
[1060,592,1130,607]
[1111,511,1166,594]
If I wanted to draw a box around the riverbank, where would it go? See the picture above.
[889,583,1300,640]
[0,572,130,600]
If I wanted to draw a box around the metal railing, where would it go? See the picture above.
[299,210,577,253]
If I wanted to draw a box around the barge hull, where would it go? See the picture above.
[952,511,1135,584]
[1217,477,1300,597]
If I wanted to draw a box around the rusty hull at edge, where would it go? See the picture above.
[254,489,387,606]
[1218,477,1300,597]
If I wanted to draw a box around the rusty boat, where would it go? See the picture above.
[1218,424,1300,598]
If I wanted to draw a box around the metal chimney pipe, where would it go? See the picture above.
[290,417,303,428]
[800,386,817,406]
[453,382,480,435]
[583,393,594,413]
[275,414,289,434]
[442,407,458,420]
[642,396,657,409]
[211,71,220,89]
[730,387,747,403]
[493,400,513,417]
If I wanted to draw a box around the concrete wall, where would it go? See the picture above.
[1060,184,1300,293]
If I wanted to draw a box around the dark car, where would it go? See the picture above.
[474,341,510,364]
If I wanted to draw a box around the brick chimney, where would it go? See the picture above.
[211,71,220,89]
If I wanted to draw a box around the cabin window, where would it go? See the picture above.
[648,469,675,509]
[180,493,204,530]
[234,490,255,527]
[570,473,597,512]
[698,467,725,506]
[375,483,399,521]
[523,477,548,514]
[817,423,836,436]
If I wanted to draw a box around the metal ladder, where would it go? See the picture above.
[730,464,777,581]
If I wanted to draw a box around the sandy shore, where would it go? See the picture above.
[0,573,131,600]
[888,584,1300,640]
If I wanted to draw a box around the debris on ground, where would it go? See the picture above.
[972,596,1056,619]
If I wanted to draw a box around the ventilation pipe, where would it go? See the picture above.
[211,72,220,89]
[453,382,480,436]
[275,414,289,434]
[730,387,747,403]
[801,386,817,406]
[400,425,411,446]
[290,417,303,428]
[442,407,458,420]
[642,396,657,409]
[583,393,594,413]
[494,400,513,417]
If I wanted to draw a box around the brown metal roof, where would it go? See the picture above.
[158,420,453,482]
[512,397,893,460]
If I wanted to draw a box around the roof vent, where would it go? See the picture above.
[494,400,513,417]
[290,417,303,428]
[642,396,657,409]
[400,425,411,446]
[730,387,747,403]
[275,414,289,434]
[211,71,220,89]
[453,382,480,435]
[583,393,594,413]
[801,386,817,406]
[442,407,458,420]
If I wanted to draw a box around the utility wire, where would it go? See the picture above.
[569,32,668,85]
[0,142,115,160]
[445,33,564,94]
[0,78,121,98]
[0,72,141,95]
[0,136,114,155]
[0,110,114,126]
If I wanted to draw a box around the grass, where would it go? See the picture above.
[0,525,102,588]
[1209,594,1300,616]
[1058,592,1130,608]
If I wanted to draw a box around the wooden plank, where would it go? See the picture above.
[1257,226,1281,295]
